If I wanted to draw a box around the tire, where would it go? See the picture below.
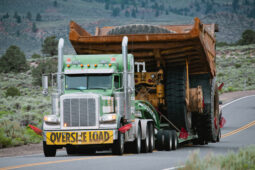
[164,130,172,151]
[165,66,192,131]
[148,123,155,153]
[43,141,56,157]
[156,130,165,150]
[141,125,149,153]
[112,131,125,155]
[132,124,142,154]
[107,25,175,35]
[171,130,178,150]
[66,145,77,155]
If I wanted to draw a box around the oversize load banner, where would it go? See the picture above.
[46,131,114,145]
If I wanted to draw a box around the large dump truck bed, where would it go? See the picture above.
[69,18,218,76]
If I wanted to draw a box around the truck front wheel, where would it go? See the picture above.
[43,141,56,157]
[112,131,125,155]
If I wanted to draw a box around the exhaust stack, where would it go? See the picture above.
[122,36,130,120]
[57,38,64,94]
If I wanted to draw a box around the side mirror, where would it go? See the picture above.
[42,75,48,96]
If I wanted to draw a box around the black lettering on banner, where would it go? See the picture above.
[56,133,61,142]
[104,132,110,141]
[99,132,103,141]
[76,132,78,142]
[66,133,70,143]
[71,133,76,142]
[93,132,98,142]
[82,132,87,142]
[89,132,92,142]
[62,133,66,142]
[50,133,56,143]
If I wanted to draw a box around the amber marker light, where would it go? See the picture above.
[64,123,67,127]
[87,64,90,67]
[80,64,84,68]
[67,64,70,68]
[109,64,112,67]
[94,64,97,67]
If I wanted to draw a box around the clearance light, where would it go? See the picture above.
[64,123,67,127]
[67,64,70,68]
[80,64,84,68]
[66,58,71,64]
[111,57,116,62]
[109,64,112,67]
[94,64,97,67]
[87,64,90,67]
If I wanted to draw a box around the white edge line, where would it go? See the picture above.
[221,95,255,109]
[162,165,185,170]
[163,95,255,170]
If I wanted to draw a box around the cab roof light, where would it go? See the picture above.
[80,64,84,68]
[109,64,112,67]
[94,64,97,67]
[67,64,70,68]
[87,64,90,67]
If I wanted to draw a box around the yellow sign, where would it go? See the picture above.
[46,131,114,145]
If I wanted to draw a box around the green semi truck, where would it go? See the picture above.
[42,18,222,157]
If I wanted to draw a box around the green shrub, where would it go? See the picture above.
[0,45,28,73]
[5,87,21,97]
[31,53,41,59]
[180,146,255,170]
[31,58,57,86]
[235,63,241,68]
[237,29,255,45]
[0,128,12,148]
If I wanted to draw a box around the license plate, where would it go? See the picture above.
[46,131,113,145]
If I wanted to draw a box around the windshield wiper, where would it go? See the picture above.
[67,87,87,91]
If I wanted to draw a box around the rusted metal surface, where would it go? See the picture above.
[69,17,217,76]
[188,86,204,113]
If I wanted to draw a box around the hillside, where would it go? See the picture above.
[0,0,255,57]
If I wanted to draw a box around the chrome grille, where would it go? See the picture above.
[63,98,96,127]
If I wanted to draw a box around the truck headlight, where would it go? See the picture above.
[100,114,116,123]
[44,115,60,124]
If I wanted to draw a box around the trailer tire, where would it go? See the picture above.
[156,130,165,150]
[171,130,178,150]
[164,130,172,151]
[43,141,56,157]
[141,125,150,153]
[165,66,191,131]
[148,123,155,153]
[112,131,125,155]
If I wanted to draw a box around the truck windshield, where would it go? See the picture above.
[65,74,112,90]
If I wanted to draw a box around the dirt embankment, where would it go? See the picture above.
[1,90,255,158]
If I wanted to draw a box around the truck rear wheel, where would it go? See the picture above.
[171,130,178,150]
[112,131,125,155]
[43,141,56,157]
[141,125,149,153]
[165,66,191,131]
[156,129,164,150]
[148,123,155,153]
[164,130,172,151]
[133,124,142,154]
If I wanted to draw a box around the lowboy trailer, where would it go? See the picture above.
[42,18,221,156]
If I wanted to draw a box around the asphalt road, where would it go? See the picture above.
[1,95,255,170]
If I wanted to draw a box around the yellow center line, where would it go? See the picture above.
[222,120,255,138]
[0,155,114,170]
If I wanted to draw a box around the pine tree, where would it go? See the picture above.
[26,12,32,21]
[32,22,37,33]
[36,13,42,21]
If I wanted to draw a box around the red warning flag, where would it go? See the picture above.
[29,124,42,136]
[118,123,132,134]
